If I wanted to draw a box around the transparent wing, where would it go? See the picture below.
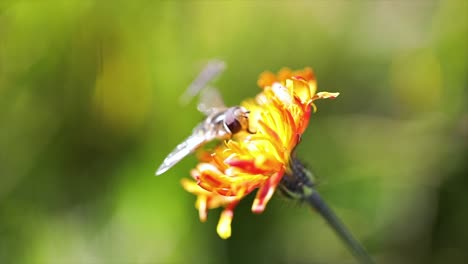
[155,129,206,176]
[197,87,226,115]
[155,118,231,176]
[179,59,226,105]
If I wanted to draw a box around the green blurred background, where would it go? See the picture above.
[1,0,467,263]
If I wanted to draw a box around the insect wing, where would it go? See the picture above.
[155,128,207,176]
[197,87,227,115]
[179,59,226,105]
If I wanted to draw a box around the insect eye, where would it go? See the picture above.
[227,119,242,134]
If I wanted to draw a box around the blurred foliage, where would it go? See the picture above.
[1,0,467,263]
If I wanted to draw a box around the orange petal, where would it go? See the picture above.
[196,163,227,188]
[226,159,271,175]
[294,67,315,82]
[296,105,312,135]
[251,167,285,213]
[257,71,277,88]
[277,67,293,81]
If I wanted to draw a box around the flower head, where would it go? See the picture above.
[181,67,339,239]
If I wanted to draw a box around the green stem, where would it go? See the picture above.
[306,191,375,264]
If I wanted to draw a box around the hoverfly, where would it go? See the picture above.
[155,61,255,176]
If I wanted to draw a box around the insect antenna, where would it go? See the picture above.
[279,157,374,264]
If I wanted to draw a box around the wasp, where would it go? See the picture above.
[155,61,255,176]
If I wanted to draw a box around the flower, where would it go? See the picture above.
[181,68,339,239]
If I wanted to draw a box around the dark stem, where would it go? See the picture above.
[306,191,375,264]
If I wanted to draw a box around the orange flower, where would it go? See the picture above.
[181,68,339,239]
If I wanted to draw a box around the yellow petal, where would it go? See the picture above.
[313,92,340,100]
[217,209,233,239]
